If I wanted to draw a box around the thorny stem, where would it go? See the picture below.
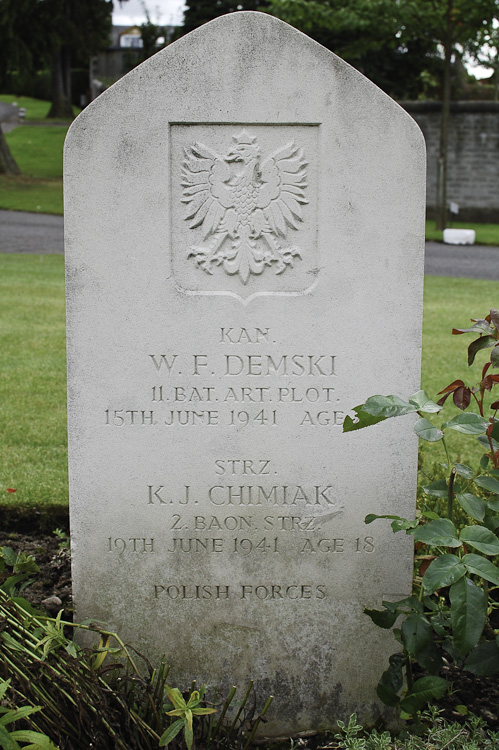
[492,407,499,469]
[447,467,456,523]
[471,389,498,466]
[471,389,484,418]
[442,437,452,472]
[405,656,414,694]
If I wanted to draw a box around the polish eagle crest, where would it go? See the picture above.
[181,130,308,284]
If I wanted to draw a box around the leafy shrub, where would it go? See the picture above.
[344,309,499,719]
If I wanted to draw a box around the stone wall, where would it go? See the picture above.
[401,101,499,223]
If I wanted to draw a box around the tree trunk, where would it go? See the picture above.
[47,47,74,120]
[435,0,453,232]
[0,128,20,175]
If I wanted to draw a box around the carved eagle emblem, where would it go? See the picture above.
[181,130,308,284]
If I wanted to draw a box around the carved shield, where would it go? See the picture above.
[170,124,319,303]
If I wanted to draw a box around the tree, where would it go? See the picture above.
[402,0,498,229]
[139,3,168,62]
[179,0,268,36]
[43,0,114,119]
[265,0,441,99]
[0,130,20,175]
[266,0,499,229]
[0,0,119,120]
[472,20,499,100]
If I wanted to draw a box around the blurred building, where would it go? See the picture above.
[90,25,175,100]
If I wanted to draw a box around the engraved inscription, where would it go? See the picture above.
[182,130,308,284]
[154,584,327,600]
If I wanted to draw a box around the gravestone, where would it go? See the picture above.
[64,11,425,735]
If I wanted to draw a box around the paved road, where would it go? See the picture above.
[424,240,499,280]
[0,209,498,279]
[0,210,64,254]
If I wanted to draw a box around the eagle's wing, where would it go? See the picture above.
[256,142,308,238]
[181,142,234,240]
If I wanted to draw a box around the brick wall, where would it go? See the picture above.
[401,101,499,223]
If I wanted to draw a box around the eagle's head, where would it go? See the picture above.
[225,130,260,164]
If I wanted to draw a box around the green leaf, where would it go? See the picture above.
[362,395,417,418]
[489,421,499,441]
[376,652,405,707]
[454,463,474,479]
[364,514,417,532]
[364,607,398,629]
[365,513,404,525]
[423,480,449,499]
[408,391,442,413]
[0,682,10,702]
[456,493,486,522]
[186,691,200,709]
[422,555,466,594]
[343,407,386,432]
[487,498,499,512]
[399,676,448,715]
[474,475,499,494]
[376,682,400,707]
[384,596,423,614]
[191,707,217,716]
[463,554,499,586]
[1,548,17,567]
[477,434,499,451]
[1,574,30,595]
[0,707,41,727]
[414,418,444,442]
[465,641,499,676]
[410,519,461,548]
[467,335,496,366]
[165,685,186,711]
[401,613,431,657]
[442,413,489,435]
[449,577,486,655]
[454,321,493,335]
[184,714,194,750]
[484,513,499,533]
[391,518,418,532]
[460,526,499,555]
[0,724,19,750]
[9,731,58,749]
[159,720,184,747]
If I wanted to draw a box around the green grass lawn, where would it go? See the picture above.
[420,277,499,484]
[0,256,497,509]
[0,94,79,121]
[0,255,67,507]
[0,125,67,214]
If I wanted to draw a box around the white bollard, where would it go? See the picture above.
[443,228,476,245]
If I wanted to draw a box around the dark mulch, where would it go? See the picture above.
[1,507,498,733]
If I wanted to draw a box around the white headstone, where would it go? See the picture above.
[64,12,425,735]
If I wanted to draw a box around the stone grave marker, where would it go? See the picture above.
[64,11,425,735]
